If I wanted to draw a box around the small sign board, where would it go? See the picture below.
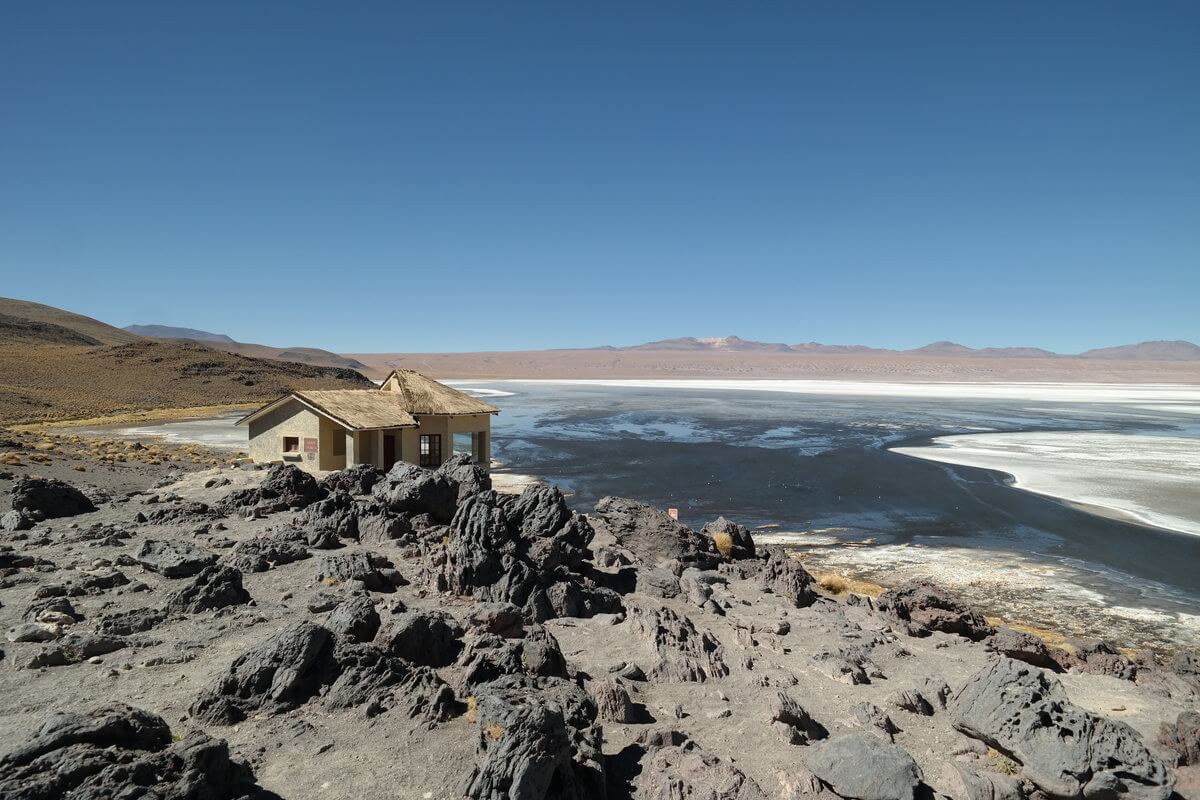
[303,437,318,454]
[667,508,679,520]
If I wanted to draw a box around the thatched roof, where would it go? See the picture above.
[379,369,500,415]
[237,369,498,431]
[237,390,418,431]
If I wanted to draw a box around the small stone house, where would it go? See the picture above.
[236,369,499,473]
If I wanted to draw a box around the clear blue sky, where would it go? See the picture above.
[1,2,1197,353]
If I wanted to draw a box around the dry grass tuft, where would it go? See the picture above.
[712,531,734,557]
[813,571,885,598]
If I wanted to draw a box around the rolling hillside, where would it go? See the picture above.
[123,323,368,371]
[0,298,371,425]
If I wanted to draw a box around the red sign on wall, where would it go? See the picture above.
[303,437,318,453]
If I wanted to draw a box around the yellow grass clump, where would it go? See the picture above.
[712,530,734,557]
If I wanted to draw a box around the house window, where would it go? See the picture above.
[419,434,442,467]
[282,436,300,454]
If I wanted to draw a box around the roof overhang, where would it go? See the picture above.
[235,392,419,432]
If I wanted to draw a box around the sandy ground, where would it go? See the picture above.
[1,450,1196,798]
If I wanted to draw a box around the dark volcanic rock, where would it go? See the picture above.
[465,674,605,800]
[191,621,333,724]
[319,463,384,496]
[324,640,461,723]
[759,546,818,607]
[315,550,402,593]
[628,604,729,682]
[297,491,357,547]
[25,633,128,668]
[0,703,266,800]
[217,463,325,515]
[465,602,525,639]
[986,627,1064,671]
[380,610,463,667]
[632,730,767,800]
[877,579,994,641]
[440,487,621,622]
[0,509,33,531]
[701,516,756,559]
[135,538,216,578]
[144,501,219,525]
[325,595,380,643]
[11,477,96,520]
[770,691,828,745]
[222,532,310,573]
[590,496,720,568]
[1061,638,1137,679]
[950,657,1172,800]
[372,462,458,523]
[166,565,251,614]
[436,452,492,503]
[804,733,923,800]
[1160,710,1200,766]
[94,607,167,636]
[458,625,569,690]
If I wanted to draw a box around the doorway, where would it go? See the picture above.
[383,434,397,470]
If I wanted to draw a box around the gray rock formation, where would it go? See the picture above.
[222,531,310,573]
[10,477,96,520]
[324,595,380,643]
[380,609,463,667]
[628,604,729,682]
[458,625,569,690]
[372,462,458,523]
[437,452,492,503]
[0,704,266,800]
[986,626,1064,671]
[314,550,402,593]
[191,621,333,724]
[804,733,923,800]
[701,515,756,559]
[217,463,325,515]
[464,674,605,800]
[1159,710,1200,766]
[165,565,251,613]
[319,463,383,496]
[950,657,1173,799]
[323,640,460,723]
[877,579,995,641]
[759,546,818,607]
[938,761,1023,800]
[94,607,166,636]
[135,538,216,578]
[632,730,767,800]
[590,496,720,568]
[591,678,636,723]
[440,486,620,621]
[769,691,828,745]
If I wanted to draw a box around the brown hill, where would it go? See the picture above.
[0,298,140,346]
[1081,340,1200,361]
[122,323,367,371]
[0,299,372,425]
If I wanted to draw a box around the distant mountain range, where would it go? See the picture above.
[609,335,1200,361]
[122,324,367,371]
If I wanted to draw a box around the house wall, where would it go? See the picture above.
[246,400,322,471]
[318,416,347,471]
[404,413,492,467]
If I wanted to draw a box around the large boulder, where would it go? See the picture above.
[314,550,403,593]
[437,452,492,503]
[950,657,1173,799]
[380,610,464,667]
[464,675,605,800]
[628,604,729,682]
[323,640,461,723]
[0,704,266,800]
[319,463,384,496]
[135,539,216,578]
[458,625,569,691]
[440,487,620,622]
[759,546,819,607]
[372,462,458,523]
[804,733,923,800]
[10,477,96,520]
[632,731,767,800]
[221,531,310,573]
[877,579,995,641]
[590,496,720,568]
[701,516,756,559]
[191,621,333,724]
[325,595,381,643]
[1160,710,1200,766]
[165,565,251,614]
[986,627,1064,671]
[296,492,358,547]
[217,463,325,515]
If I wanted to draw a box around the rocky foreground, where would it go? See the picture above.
[1,457,1198,799]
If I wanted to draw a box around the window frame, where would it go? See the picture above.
[282,436,300,454]
[419,434,442,468]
